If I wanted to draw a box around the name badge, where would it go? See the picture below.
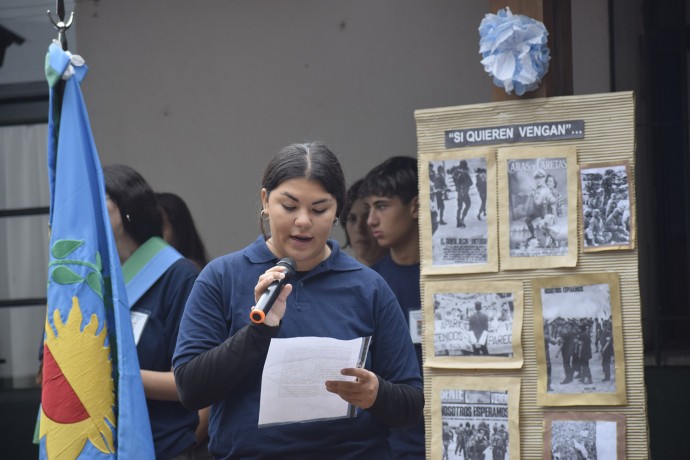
[408,309,422,344]
[130,311,149,346]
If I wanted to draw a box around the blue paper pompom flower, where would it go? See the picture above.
[478,7,551,96]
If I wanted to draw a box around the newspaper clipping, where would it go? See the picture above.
[424,281,524,369]
[440,389,510,460]
[532,272,626,406]
[428,157,490,266]
[544,412,626,460]
[505,156,569,257]
[580,162,634,251]
[541,282,615,394]
[433,292,514,357]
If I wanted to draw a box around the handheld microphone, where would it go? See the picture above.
[250,257,296,324]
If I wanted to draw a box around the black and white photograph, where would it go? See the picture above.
[424,280,524,369]
[431,376,520,460]
[498,146,577,270]
[544,412,626,460]
[580,162,635,252]
[533,273,627,406]
[419,150,498,275]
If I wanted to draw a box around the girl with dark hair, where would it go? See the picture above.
[173,142,423,459]
[156,192,210,268]
[103,164,207,460]
[340,179,388,266]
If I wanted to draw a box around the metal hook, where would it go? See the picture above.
[47,1,74,51]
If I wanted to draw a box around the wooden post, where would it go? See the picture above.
[487,0,573,101]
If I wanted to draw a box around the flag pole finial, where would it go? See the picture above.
[47,0,74,51]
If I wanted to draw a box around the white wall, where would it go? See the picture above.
[65,0,609,259]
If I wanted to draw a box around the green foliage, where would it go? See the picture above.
[51,266,84,284]
[52,240,84,259]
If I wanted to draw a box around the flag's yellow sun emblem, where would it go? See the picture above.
[40,297,116,459]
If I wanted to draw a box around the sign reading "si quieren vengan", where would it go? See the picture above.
[445,120,584,148]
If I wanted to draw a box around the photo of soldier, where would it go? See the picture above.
[451,160,473,228]
[429,167,440,235]
[604,207,629,243]
[540,282,617,395]
[524,169,556,240]
[576,322,593,385]
[445,420,507,460]
[439,388,511,460]
[443,421,455,460]
[455,423,472,459]
[475,167,488,220]
[600,321,613,382]
[583,209,609,247]
[490,423,508,460]
[504,156,570,258]
[427,157,491,268]
[434,164,449,226]
[535,273,625,406]
[579,163,633,250]
[545,316,614,393]
[555,320,576,384]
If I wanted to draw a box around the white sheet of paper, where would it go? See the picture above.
[258,336,369,427]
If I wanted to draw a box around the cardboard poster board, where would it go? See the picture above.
[415,91,648,459]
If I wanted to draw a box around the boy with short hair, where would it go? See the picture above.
[361,156,425,460]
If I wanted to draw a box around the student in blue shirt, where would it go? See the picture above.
[361,156,426,460]
[173,142,423,460]
[339,178,388,266]
[104,165,203,459]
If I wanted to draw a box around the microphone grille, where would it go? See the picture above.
[277,257,297,275]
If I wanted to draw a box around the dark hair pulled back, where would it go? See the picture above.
[103,164,162,246]
[260,142,346,239]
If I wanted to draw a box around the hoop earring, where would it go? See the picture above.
[260,209,269,222]
[332,217,339,227]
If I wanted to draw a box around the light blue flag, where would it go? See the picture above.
[39,42,155,460]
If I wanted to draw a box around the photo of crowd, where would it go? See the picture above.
[440,389,510,460]
[547,416,621,460]
[433,292,515,358]
[579,163,633,250]
[543,316,615,394]
[537,277,621,399]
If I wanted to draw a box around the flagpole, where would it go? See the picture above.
[47,0,73,52]
[47,0,73,164]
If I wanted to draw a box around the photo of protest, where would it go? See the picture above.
[428,157,490,267]
[580,163,634,251]
[544,412,625,460]
[550,419,618,460]
[432,292,515,358]
[505,156,569,258]
[440,389,510,460]
[539,282,617,396]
